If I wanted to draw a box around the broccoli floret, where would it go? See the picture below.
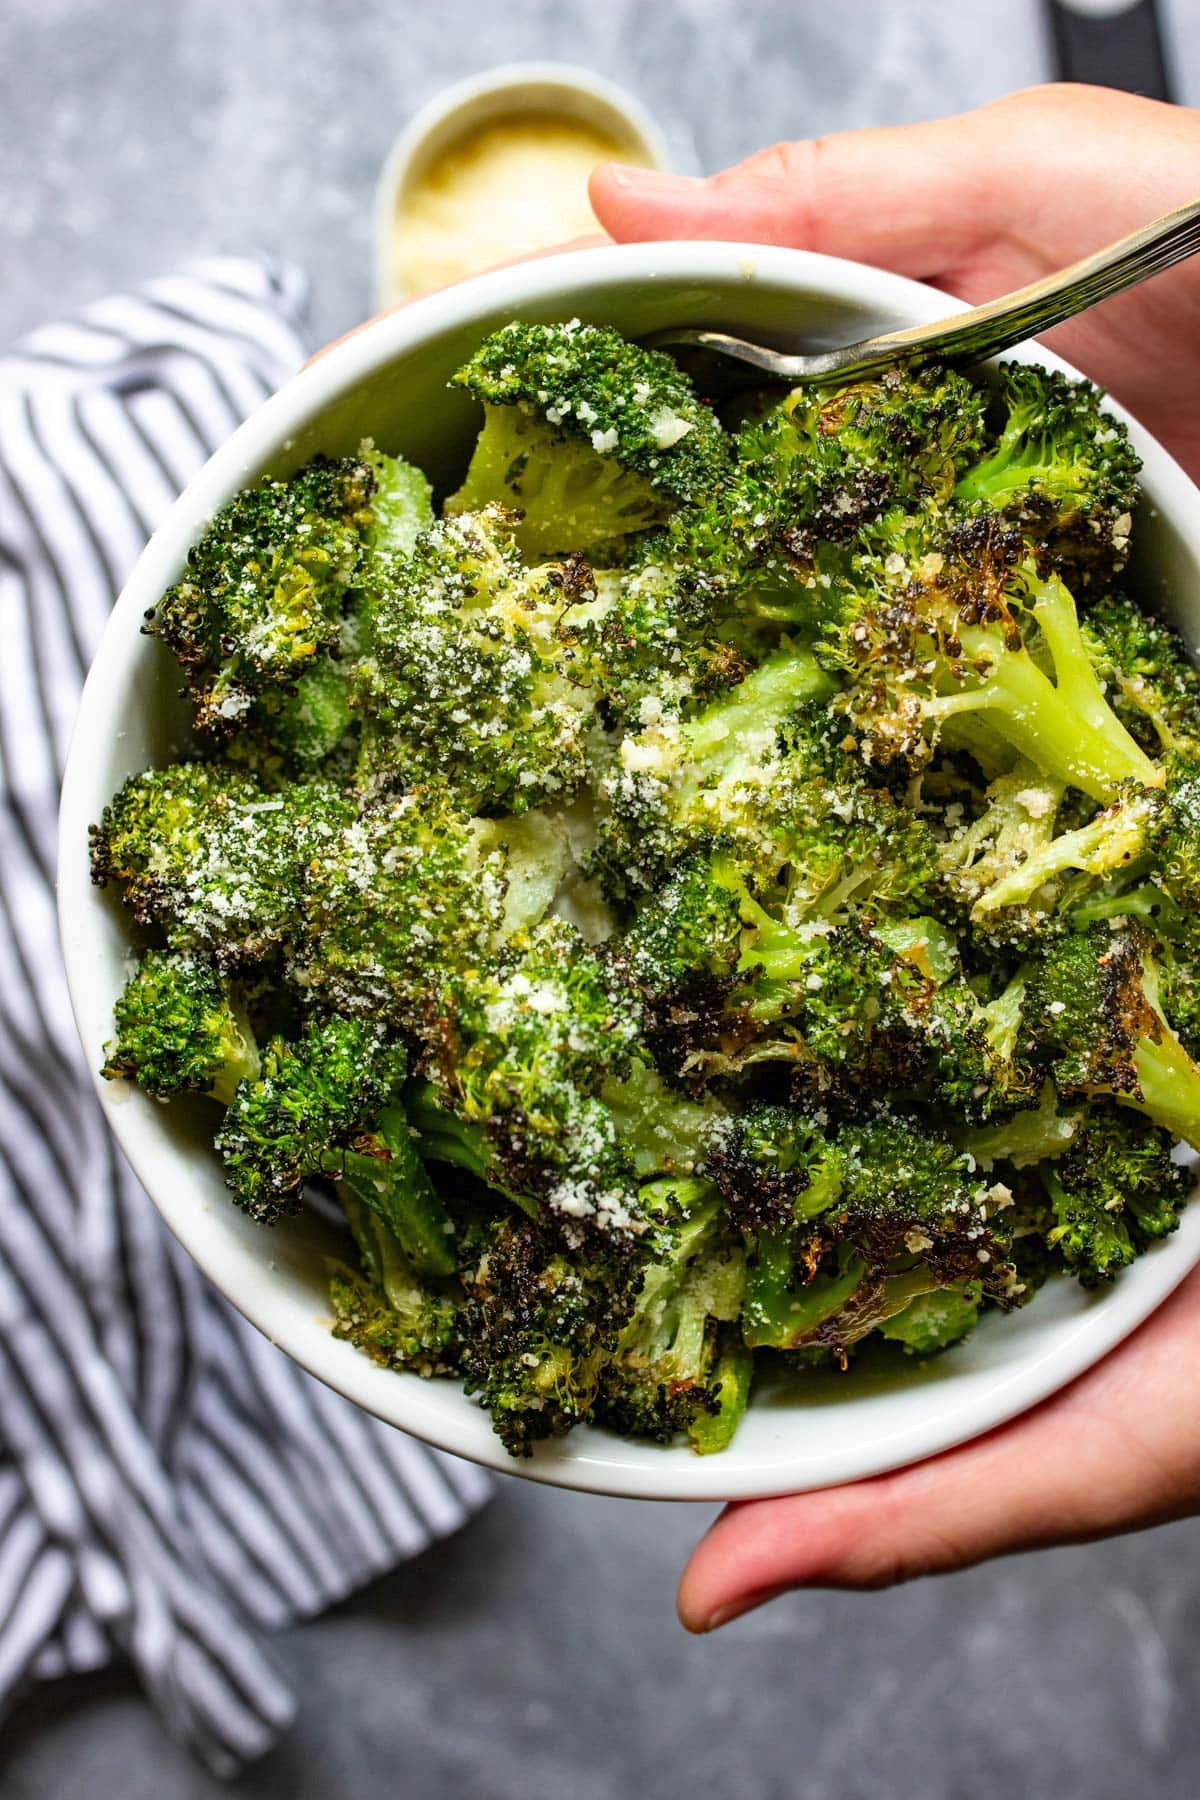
[620,856,747,998]
[755,363,989,547]
[458,1210,640,1454]
[1026,923,1200,1149]
[445,403,671,557]
[581,545,752,725]
[711,1102,846,1238]
[1082,591,1200,759]
[417,916,648,1239]
[225,655,357,786]
[90,763,351,964]
[738,913,1028,1119]
[954,363,1139,580]
[598,641,837,890]
[1037,1105,1190,1285]
[451,319,730,518]
[215,1015,408,1223]
[354,507,599,812]
[958,756,1200,926]
[939,763,1066,930]
[833,1112,1014,1281]
[147,455,375,733]
[824,509,1162,799]
[657,363,988,618]
[294,788,520,1024]
[598,1180,747,1447]
[968,782,1160,918]
[102,949,259,1103]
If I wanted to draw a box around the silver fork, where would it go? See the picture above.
[644,196,1200,385]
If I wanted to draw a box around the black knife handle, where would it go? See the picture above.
[1046,0,1173,102]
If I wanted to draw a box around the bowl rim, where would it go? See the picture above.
[57,240,1200,1501]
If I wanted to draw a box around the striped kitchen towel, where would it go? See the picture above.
[0,257,492,1776]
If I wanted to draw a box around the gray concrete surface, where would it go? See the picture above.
[3,1,1200,1794]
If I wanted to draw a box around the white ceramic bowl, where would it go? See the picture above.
[58,243,1200,1501]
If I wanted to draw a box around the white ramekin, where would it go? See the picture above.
[372,63,673,307]
[58,242,1200,1501]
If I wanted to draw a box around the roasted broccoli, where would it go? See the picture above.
[102,949,259,1103]
[448,318,730,554]
[954,362,1139,580]
[94,320,1196,1459]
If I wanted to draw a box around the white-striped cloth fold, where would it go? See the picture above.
[0,257,492,1776]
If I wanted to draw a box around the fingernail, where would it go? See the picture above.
[603,163,702,193]
[702,1596,759,1632]
[700,1584,789,1632]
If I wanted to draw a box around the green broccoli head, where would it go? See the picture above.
[353,506,599,812]
[1025,923,1200,1149]
[329,1260,459,1378]
[821,508,1161,800]
[619,856,746,1000]
[90,762,351,964]
[579,545,753,727]
[102,949,259,1104]
[1039,1104,1190,1285]
[419,916,648,1238]
[599,1180,746,1447]
[451,318,731,511]
[148,455,374,733]
[758,362,989,545]
[294,787,511,1025]
[954,362,1140,580]
[833,1112,1014,1282]
[224,655,357,786]
[710,1102,845,1236]
[458,1209,641,1454]
[1081,591,1200,760]
[215,1014,407,1223]
[597,642,837,893]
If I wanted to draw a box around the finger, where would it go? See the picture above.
[677,1266,1200,1631]
[590,109,1019,277]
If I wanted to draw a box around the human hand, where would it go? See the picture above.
[590,81,1200,1629]
[675,1265,1200,1630]
[590,83,1200,482]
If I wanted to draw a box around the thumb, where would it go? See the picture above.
[590,111,1007,278]
[676,1265,1200,1632]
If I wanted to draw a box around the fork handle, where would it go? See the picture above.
[800,193,1200,381]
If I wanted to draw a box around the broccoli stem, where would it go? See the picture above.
[973,791,1157,915]
[682,643,834,779]
[929,626,1161,802]
[688,1328,754,1455]
[209,1004,261,1106]
[960,1080,1080,1169]
[1069,883,1174,930]
[334,1103,456,1278]
[1130,1034,1200,1148]
[742,1241,865,1350]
